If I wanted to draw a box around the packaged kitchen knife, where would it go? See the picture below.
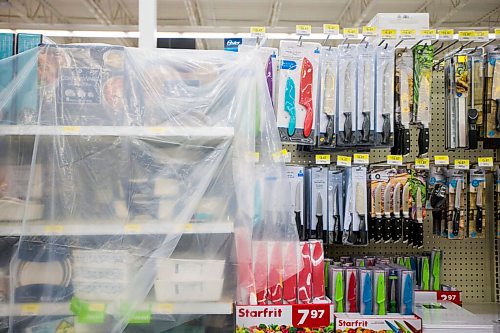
[336,44,358,147]
[429,166,449,237]
[375,45,395,147]
[467,49,484,149]
[373,269,387,315]
[345,267,358,312]
[413,44,433,156]
[455,53,470,148]
[277,40,321,144]
[496,167,500,239]
[409,169,428,248]
[484,46,500,142]
[447,169,466,240]
[309,240,325,301]
[369,167,398,244]
[387,268,399,313]
[430,249,443,291]
[468,168,486,239]
[286,165,305,239]
[400,270,414,315]
[328,266,344,312]
[343,166,368,246]
[318,46,338,148]
[357,44,376,146]
[328,169,345,244]
[359,268,373,315]
[392,48,413,156]
[306,166,328,241]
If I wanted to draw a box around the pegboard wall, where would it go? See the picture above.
[285,72,497,304]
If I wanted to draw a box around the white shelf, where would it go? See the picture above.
[0,220,234,236]
[0,125,234,138]
[0,300,233,316]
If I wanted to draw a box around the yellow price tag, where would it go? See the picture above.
[323,24,340,35]
[124,224,142,233]
[149,127,167,134]
[343,28,359,38]
[44,225,64,234]
[89,303,106,312]
[473,30,489,41]
[434,155,450,165]
[400,29,416,39]
[380,29,397,39]
[415,158,430,170]
[420,29,436,39]
[458,30,475,41]
[272,149,287,162]
[362,26,377,36]
[156,303,174,314]
[250,26,266,37]
[454,159,470,170]
[184,223,193,232]
[62,126,81,133]
[387,155,403,166]
[478,157,494,167]
[21,304,40,315]
[496,28,500,39]
[353,153,369,165]
[457,55,467,63]
[315,154,331,165]
[438,29,454,40]
[336,155,352,167]
[296,25,312,36]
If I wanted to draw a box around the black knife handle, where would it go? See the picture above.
[403,217,410,243]
[408,219,414,246]
[361,112,370,142]
[432,210,441,235]
[326,115,335,145]
[390,217,399,242]
[334,216,343,244]
[496,99,500,132]
[468,108,479,149]
[381,114,391,145]
[359,217,367,245]
[316,216,324,240]
[295,211,303,240]
[391,122,402,155]
[368,216,375,242]
[402,128,411,156]
[415,222,424,248]
[384,216,392,243]
[443,209,449,235]
[476,207,483,234]
[418,126,429,156]
[452,208,460,236]
[344,112,353,143]
[375,217,383,243]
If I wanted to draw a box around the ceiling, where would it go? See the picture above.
[0,0,499,48]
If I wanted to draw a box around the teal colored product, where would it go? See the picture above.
[0,33,15,123]
[0,33,14,60]
[16,33,42,54]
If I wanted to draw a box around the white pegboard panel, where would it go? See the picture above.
[288,72,496,303]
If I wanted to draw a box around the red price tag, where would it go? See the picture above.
[292,303,331,328]
[436,291,462,305]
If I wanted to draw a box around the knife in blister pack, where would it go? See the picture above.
[388,270,398,313]
[381,62,393,145]
[402,183,411,243]
[452,180,462,237]
[346,269,358,312]
[492,59,500,132]
[416,73,431,156]
[342,62,355,144]
[373,183,383,243]
[383,183,393,243]
[331,185,343,244]
[361,271,373,315]
[294,183,304,240]
[323,65,336,145]
[299,57,314,138]
[399,62,412,156]
[392,182,403,242]
[266,55,274,107]
[315,192,324,241]
[361,59,373,143]
[355,183,367,245]
[415,187,424,248]
[476,184,483,234]
[284,77,297,136]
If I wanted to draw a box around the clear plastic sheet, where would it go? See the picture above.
[0,44,299,332]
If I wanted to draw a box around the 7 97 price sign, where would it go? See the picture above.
[291,303,331,328]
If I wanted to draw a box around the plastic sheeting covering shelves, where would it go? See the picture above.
[0,44,300,332]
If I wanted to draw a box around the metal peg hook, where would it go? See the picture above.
[384,42,388,49]
[323,34,331,46]
[467,46,478,55]
[394,39,404,49]
[478,39,496,49]
[433,39,459,56]
[297,35,303,47]
[359,36,366,45]
[378,39,386,46]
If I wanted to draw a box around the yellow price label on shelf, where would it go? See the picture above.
[315,154,331,165]
[496,28,500,39]
[380,29,397,39]
[434,155,450,165]
[184,223,193,232]
[473,30,489,41]
[438,29,454,40]
[44,225,64,234]
[478,157,494,167]
[415,158,430,170]
[124,224,142,233]
[458,30,475,41]
[62,126,81,133]
[420,29,436,39]
[343,28,359,38]
[353,153,369,165]
[88,303,106,312]
[149,127,167,134]
[250,26,266,37]
[387,155,403,166]
[296,25,312,36]
[362,26,377,36]
[323,24,340,35]
[156,303,174,314]
[400,29,416,39]
[336,155,352,167]
[21,304,40,315]
[454,159,470,170]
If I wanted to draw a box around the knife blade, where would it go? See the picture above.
[403,320,421,333]
[347,271,357,312]
[343,61,354,143]
[284,77,296,136]
[476,184,483,233]
[335,270,344,312]
[374,183,383,244]
[356,182,367,244]
[376,272,386,315]
[323,65,336,144]
[381,62,393,144]
[383,183,393,243]
[402,182,410,243]
[385,320,401,333]
[294,183,303,240]
[422,257,430,290]
[393,182,402,242]
[389,270,398,313]
[403,273,413,315]
[362,271,372,315]
[415,187,424,248]
[332,185,342,244]
[492,59,500,132]
[395,320,412,333]
[266,55,274,107]
[432,250,441,291]
[300,57,314,138]
[361,58,373,143]
[315,192,324,241]
[452,180,462,237]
